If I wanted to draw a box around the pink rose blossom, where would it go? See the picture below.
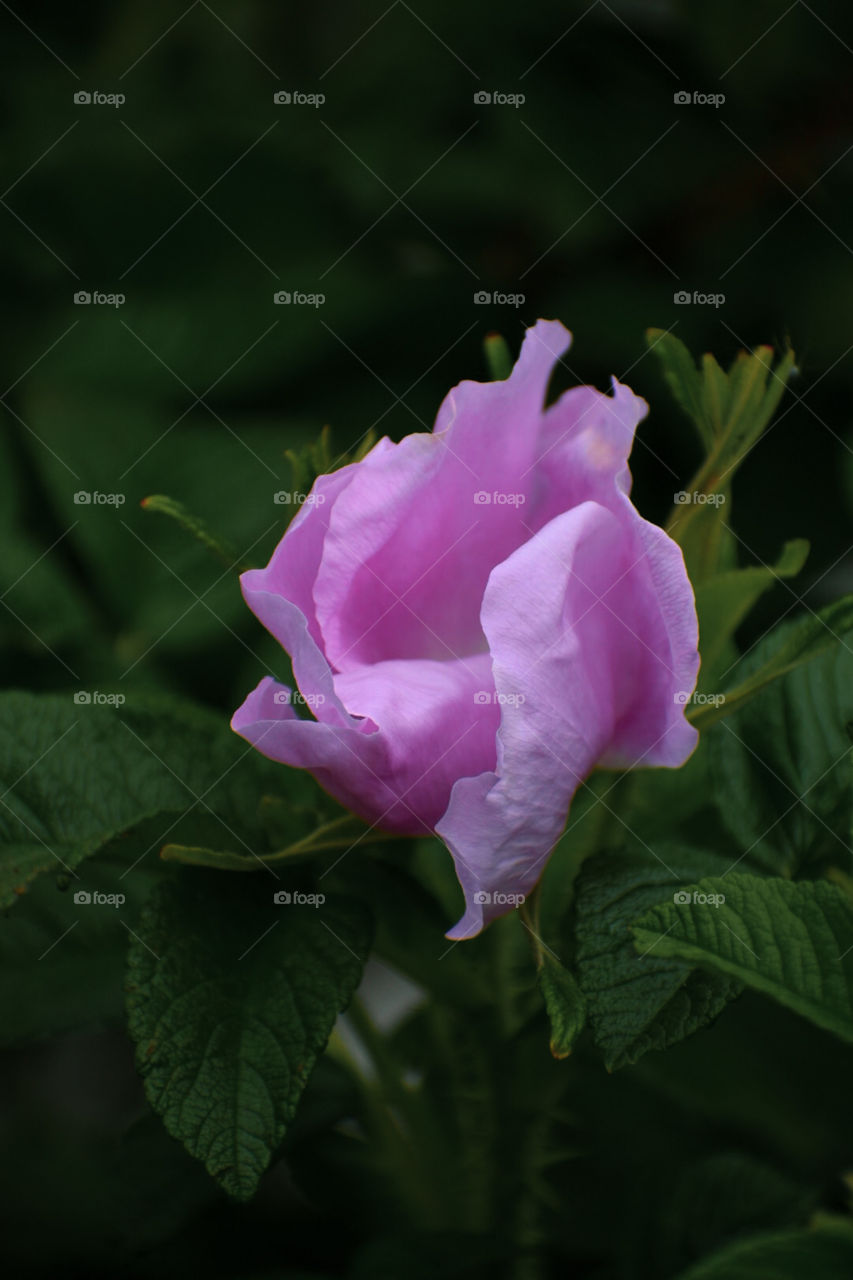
[232,320,699,937]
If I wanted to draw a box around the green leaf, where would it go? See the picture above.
[573,846,743,1070]
[284,423,377,501]
[623,733,726,851]
[671,1218,853,1280]
[646,329,714,449]
[0,845,157,1044]
[0,427,93,655]
[140,494,242,570]
[715,345,794,484]
[692,592,853,732]
[674,486,737,585]
[656,1153,813,1278]
[650,333,796,583]
[648,330,796,469]
[694,538,809,683]
[706,613,853,874]
[310,422,334,474]
[0,692,285,910]
[700,352,731,440]
[20,392,291,669]
[716,345,794,464]
[537,952,586,1058]
[632,874,853,1045]
[125,871,371,1200]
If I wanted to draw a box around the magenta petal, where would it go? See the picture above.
[231,651,500,834]
[437,501,698,939]
[233,319,699,941]
[231,675,393,825]
[312,321,582,668]
[238,464,363,723]
[332,653,499,829]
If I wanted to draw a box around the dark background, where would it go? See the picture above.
[3,0,852,717]
[2,1,853,1276]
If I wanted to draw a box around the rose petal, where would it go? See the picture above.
[238,463,366,725]
[313,321,583,667]
[332,653,499,828]
[231,651,499,834]
[437,500,698,939]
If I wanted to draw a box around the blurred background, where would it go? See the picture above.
[3,0,853,1275]
[2,0,852,715]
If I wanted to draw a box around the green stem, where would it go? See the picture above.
[346,995,409,1107]
[160,816,405,869]
[519,883,545,970]
[508,1111,551,1280]
[345,996,448,1228]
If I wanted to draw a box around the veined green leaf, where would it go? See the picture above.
[125,871,371,1200]
[632,874,853,1044]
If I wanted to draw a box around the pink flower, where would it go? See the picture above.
[232,320,699,938]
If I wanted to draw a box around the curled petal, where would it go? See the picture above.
[438,501,698,939]
[231,651,499,834]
